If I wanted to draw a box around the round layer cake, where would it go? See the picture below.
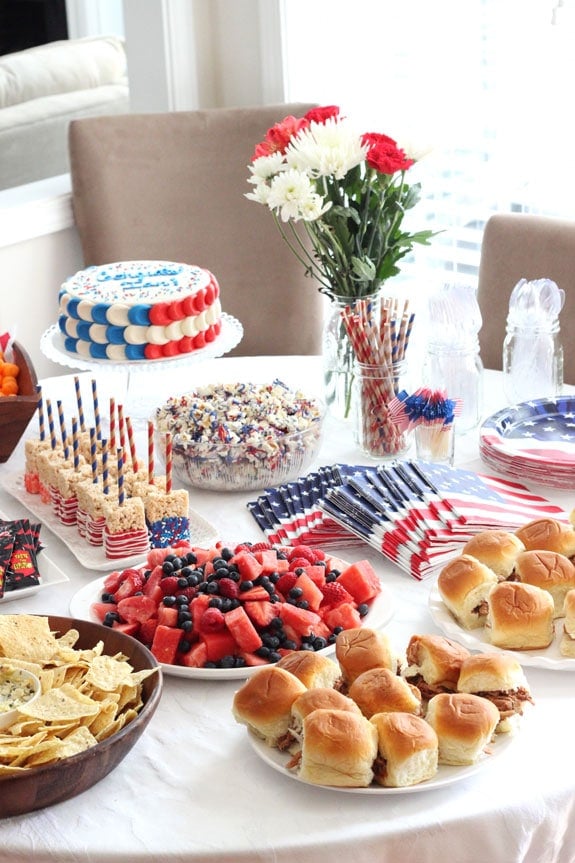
[58,261,222,361]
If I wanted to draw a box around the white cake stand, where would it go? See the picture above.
[40,313,243,417]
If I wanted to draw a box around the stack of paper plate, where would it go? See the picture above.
[479,396,575,489]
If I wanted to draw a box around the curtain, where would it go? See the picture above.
[281,0,575,291]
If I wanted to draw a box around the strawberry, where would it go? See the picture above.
[289,557,314,572]
[276,572,297,597]
[288,545,316,563]
[199,607,226,633]
[160,576,179,595]
[234,541,273,554]
[320,581,354,608]
[113,569,145,602]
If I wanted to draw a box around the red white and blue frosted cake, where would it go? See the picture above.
[58,260,222,361]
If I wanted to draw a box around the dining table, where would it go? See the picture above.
[0,354,573,863]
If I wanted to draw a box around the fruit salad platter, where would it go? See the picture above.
[70,540,394,679]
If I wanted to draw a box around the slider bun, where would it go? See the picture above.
[425,692,500,765]
[232,666,306,746]
[462,530,525,579]
[370,712,438,787]
[457,651,528,694]
[562,588,575,633]
[486,581,554,650]
[290,688,361,738]
[437,555,498,629]
[298,708,378,787]
[348,667,422,718]
[514,550,575,618]
[335,627,401,685]
[560,627,575,658]
[515,518,575,558]
[404,633,471,689]
[275,651,340,689]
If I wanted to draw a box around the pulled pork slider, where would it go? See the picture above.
[232,666,306,747]
[425,691,500,764]
[348,667,422,719]
[437,554,498,629]
[403,633,471,703]
[278,687,361,753]
[514,550,575,618]
[296,708,378,787]
[462,530,525,580]
[335,627,402,690]
[560,588,575,658]
[275,650,340,689]
[486,581,554,650]
[515,517,575,558]
[457,652,534,733]
[370,712,438,788]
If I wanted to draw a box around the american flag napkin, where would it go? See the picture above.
[247,461,570,579]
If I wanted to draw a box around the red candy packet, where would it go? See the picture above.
[0,519,42,592]
[0,529,14,598]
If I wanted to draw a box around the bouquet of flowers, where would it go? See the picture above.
[246,105,434,301]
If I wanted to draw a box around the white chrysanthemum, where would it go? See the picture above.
[266,169,319,222]
[247,152,285,182]
[299,193,332,222]
[245,179,272,205]
[285,117,367,180]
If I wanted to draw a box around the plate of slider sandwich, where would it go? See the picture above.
[428,520,575,670]
[232,628,525,793]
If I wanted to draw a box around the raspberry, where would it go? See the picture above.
[288,545,316,563]
[311,548,326,562]
[160,576,179,595]
[276,573,298,597]
[320,582,354,608]
[175,586,197,602]
[200,607,226,632]
[218,578,239,599]
[289,558,313,572]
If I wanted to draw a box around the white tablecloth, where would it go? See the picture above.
[0,356,573,863]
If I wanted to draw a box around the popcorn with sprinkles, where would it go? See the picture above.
[153,380,324,491]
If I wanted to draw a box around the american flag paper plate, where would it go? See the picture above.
[480,396,575,489]
[247,461,570,580]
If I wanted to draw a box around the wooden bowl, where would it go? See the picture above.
[0,615,162,818]
[0,342,40,463]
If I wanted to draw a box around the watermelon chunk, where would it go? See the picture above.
[91,601,117,623]
[224,606,263,653]
[157,605,179,627]
[336,560,381,604]
[244,600,278,629]
[278,603,322,637]
[323,602,363,631]
[180,641,208,668]
[151,625,182,664]
[201,630,238,662]
[230,550,264,582]
[117,595,157,624]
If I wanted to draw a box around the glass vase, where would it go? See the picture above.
[322,293,380,421]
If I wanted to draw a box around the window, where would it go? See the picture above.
[281,0,575,289]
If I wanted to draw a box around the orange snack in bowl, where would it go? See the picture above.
[2,362,20,379]
[1,376,19,396]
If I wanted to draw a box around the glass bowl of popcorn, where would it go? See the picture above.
[153,381,325,491]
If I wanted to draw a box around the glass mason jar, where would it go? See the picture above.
[503,321,563,404]
[353,359,411,459]
[423,340,483,434]
[322,292,380,421]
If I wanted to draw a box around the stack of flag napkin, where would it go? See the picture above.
[247,460,570,579]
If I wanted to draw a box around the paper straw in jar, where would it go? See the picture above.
[45,398,56,449]
[165,432,172,493]
[148,420,154,484]
[71,416,80,469]
[89,427,98,482]
[109,397,116,451]
[125,415,138,472]
[101,438,109,495]
[91,379,101,441]
[74,375,85,432]
[117,447,125,505]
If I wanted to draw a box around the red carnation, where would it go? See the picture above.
[304,105,340,124]
[252,114,310,160]
[362,132,414,174]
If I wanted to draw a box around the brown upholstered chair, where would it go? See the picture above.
[68,104,324,357]
[477,213,575,382]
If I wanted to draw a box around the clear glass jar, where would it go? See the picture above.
[423,341,483,434]
[503,320,563,404]
[353,359,411,458]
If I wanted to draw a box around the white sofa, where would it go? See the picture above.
[0,36,130,191]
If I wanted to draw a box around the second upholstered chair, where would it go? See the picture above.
[477,212,575,382]
[67,103,324,357]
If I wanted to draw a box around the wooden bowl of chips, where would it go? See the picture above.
[0,614,162,818]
